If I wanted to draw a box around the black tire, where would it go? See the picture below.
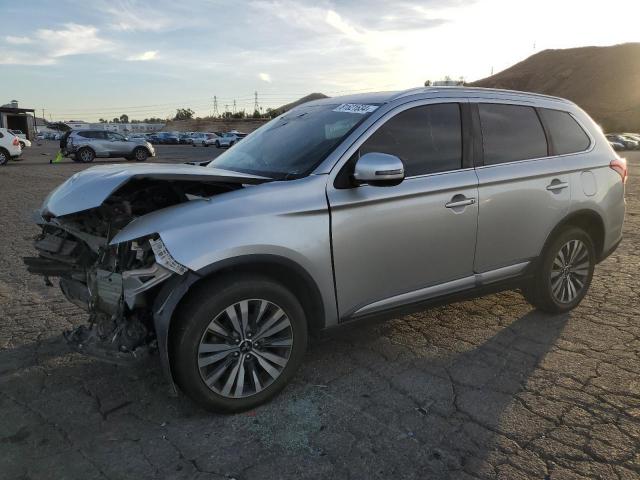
[19,141,25,149]
[201,141,206,147]
[0,148,9,166]
[215,141,220,148]
[77,147,95,163]
[172,274,308,413]
[133,147,149,162]
[523,227,595,313]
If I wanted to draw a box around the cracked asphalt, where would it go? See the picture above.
[1,142,639,479]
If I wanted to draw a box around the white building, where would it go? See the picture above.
[62,121,165,133]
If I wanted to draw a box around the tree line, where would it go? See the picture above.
[97,108,281,124]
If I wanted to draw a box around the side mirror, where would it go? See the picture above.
[353,152,405,187]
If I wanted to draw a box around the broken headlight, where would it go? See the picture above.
[148,237,188,275]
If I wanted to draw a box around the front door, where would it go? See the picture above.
[105,132,131,155]
[327,102,479,319]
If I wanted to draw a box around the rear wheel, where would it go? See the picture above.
[0,148,9,166]
[524,227,595,313]
[19,141,25,149]
[77,147,95,163]
[215,141,220,148]
[133,147,149,162]
[172,275,308,412]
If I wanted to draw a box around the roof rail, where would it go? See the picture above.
[392,86,571,103]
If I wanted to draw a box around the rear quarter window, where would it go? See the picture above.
[478,103,548,165]
[538,108,590,155]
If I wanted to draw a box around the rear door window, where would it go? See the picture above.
[360,103,462,177]
[538,108,590,155]
[478,103,548,165]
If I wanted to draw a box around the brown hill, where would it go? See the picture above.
[470,43,640,132]
[271,93,329,115]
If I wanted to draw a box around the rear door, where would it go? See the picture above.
[473,102,571,273]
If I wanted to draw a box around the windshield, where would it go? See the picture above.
[209,103,378,179]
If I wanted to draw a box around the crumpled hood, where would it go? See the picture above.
[40,163,268,217]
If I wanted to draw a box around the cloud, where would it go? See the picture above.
[325,10,364,41]
[98,0,199,32]
[5,35,33,45]
[35,23,113,57]
[259,72,272,82]
[0,51,55,65]
[0,23,113,65]
[127,50,159,61]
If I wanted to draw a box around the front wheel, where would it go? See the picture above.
[524,227,595,313]
[215,141,220,148]
[172,275,308,412]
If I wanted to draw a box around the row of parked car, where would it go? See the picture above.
[137,130,248,148]
[606,133,640,151]
[36,131,62,141]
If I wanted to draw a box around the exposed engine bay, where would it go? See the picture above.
[24,177,244,362]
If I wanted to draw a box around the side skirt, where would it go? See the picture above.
[317,273,534,340]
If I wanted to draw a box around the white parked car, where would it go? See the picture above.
[190,132,218,147]
[215,131,247,148]
[9,129,31,148]
[0,128,23,165]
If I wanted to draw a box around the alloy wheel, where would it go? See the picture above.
[550,239,590,304]
[80,149,93,162]
[0,151,7,165]
[197,299,293,398]
[135,149,148,161]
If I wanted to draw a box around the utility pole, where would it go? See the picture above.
[253,91,259,113]
[213,96,219,118]
[232,100,237,114]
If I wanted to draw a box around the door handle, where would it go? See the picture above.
[445,197,476,209]
[546,181,569,191]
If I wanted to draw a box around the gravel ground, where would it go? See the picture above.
[1,142,639,480]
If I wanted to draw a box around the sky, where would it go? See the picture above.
[1,0,638,122]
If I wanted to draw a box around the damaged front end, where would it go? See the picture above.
[23,164,268,366]
[24,207,185,363]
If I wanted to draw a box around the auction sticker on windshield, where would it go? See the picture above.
[333,104,379,114]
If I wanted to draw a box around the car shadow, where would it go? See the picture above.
[0,305,569,478]
[302,305,570,475]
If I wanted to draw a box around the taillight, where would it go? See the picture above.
[610,158,628,184]
[12,137,19,146]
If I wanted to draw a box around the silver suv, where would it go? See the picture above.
[25,88,626,412]
[63,130,156,162]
